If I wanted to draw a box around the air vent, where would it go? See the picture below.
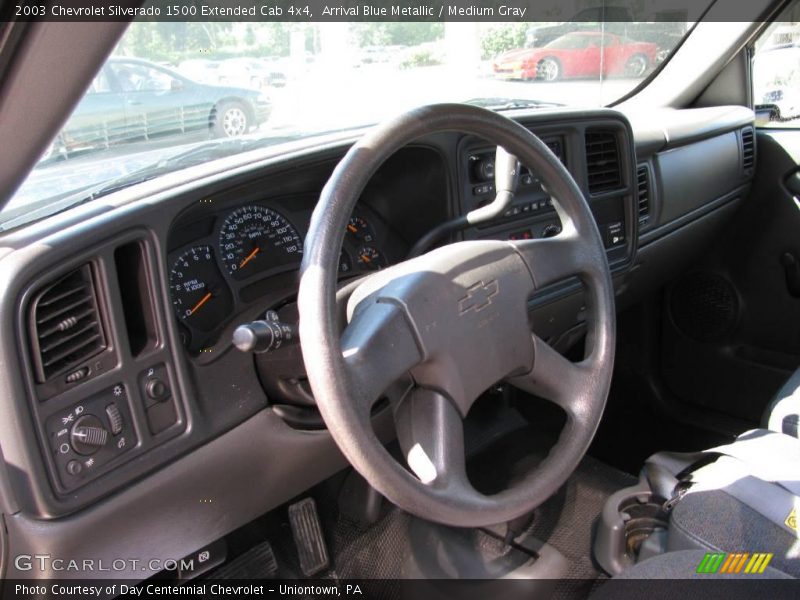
[637,164,651,226]
[741,128,755,171]
[29,265,106,383]
[585,131,622,193]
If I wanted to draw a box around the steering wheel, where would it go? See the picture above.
[298,104,615,527]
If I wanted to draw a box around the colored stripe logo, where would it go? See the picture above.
[696,552,773,574]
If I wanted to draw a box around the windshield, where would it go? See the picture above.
[3,15,699,229]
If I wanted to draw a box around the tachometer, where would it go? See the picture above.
[169,246,232,332]
[219,205,303,279]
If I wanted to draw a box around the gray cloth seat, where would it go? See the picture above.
[663,429,800,577]
[764,367,800,438]
[595,368,800,584]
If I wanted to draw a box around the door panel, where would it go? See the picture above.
[660,131,800,423]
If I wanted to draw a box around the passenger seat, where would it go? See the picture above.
[763,367,800,439]
[594,368,800,578]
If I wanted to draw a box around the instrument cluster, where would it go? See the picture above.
[168,202,393,352]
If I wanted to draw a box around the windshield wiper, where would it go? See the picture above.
[464,97,564,111]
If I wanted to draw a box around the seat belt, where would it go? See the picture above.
[673,429,800,536]
[705,429,800,497]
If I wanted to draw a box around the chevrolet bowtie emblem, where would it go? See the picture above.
[458,280,499,314]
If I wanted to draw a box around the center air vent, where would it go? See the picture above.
[585,131,622,194]
[29,265,107,383]
[741,127,755,172]
[637,164,651,227]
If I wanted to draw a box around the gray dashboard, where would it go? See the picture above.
[0,104,754,578]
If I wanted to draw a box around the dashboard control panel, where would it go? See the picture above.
[20,236,189,511]
[459,123,634,270]
[462,139,567,236]
[45,384,138,491]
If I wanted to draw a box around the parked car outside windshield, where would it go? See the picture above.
[44,58,271,160]
[493,32,658,81]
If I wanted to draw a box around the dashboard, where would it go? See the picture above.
[0,104,756,578]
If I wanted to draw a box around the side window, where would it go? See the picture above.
[752,3,800,127]
[110,64,176,93]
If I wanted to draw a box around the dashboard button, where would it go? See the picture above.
[105,403,123,435]
[139,364,172,408]
[146,378,169,402]
[606,222,625,246]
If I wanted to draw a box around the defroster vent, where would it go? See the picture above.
[29,265,107,383]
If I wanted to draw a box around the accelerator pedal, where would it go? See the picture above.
[288,497,330,576]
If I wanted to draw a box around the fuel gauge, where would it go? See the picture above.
[347,216,375,243]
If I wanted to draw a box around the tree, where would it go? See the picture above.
[351,23,444,48]
[480,24,529,60]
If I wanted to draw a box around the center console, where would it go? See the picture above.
[457,113,638,276]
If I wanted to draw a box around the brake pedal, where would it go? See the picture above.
[211,541,278,579]
[288,497,330,576]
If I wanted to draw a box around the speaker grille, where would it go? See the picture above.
[670,272,738,342]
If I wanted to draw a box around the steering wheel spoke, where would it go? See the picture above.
[512,226,597,290]
[509,334,593,422]
[341,299,423,415]
[393,387,470,492]
[513,225,596,289]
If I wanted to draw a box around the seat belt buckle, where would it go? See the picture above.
[662,481,692,513]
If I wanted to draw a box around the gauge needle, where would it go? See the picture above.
[347,224,358,234]
[188,292,212,316]
[239,247,260,269]
[360,254,371,263]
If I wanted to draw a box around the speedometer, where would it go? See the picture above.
[219,205,303,279]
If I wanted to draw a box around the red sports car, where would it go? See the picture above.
[493,32,658,81]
